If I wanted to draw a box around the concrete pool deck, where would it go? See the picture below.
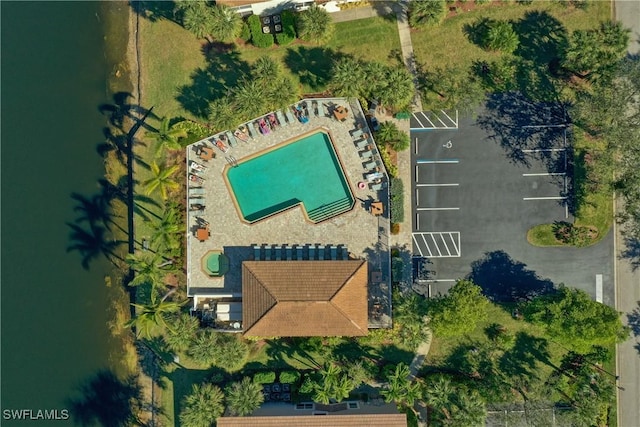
[186,98,392,329]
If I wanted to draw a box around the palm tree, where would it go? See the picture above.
[188,329,219,367]
[179,383,225,427]
[126,251,175,288]
[424,374,457,421]
[297,4,334,44]
[151,117,188,158]
[164,313,200,352]
[150,204,182,251]
[182,2,214,42]
[232,79,267,119]
[409,0,447,29]
[364,61,389,99]
[213,334,249,371]
[482,21,519,53]
[381,363,422,407]
[209,4,242,43]
[125,297,182,338]
[252,56,281,82]
[378,67,415,111]
[226,377,264,416]
[329,57,366,99]
[208,97,237,133]
[143,161,180,200]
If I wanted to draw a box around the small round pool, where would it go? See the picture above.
[201,250,229,277]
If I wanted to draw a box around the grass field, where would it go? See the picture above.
[411,1,611,73]
[140,16,400,122]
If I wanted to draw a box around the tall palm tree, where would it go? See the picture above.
[179,383,225,427]
[382,363,422,407]
[151,117,188,158]
[143,161,180,200]
[150,204,182,251]
[182,2,214,42]
[409,0,447,29]
[188,329,219,367]
[483,21,519,53]
[125,297,182,338]
[329,57,366,99]
[208,97,237,133]
[209,4,242,42]
[252,56,281,82]
[379,67,415,111]
[164,313,200,353]
[226,377,264,416]
[297,4,334,44]
[424,375,456,420]
[213,334,249,371]
[233,79,267,119]
[126,252,172,288]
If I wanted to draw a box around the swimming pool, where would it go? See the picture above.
[225,130,355,223]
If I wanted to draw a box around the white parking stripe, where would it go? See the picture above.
[414,138,418,154]
[523,196,567,200]
[413,114,426,128]
[439,234,452,256]
[430,234,442,257]
[435,114,448,128]
[522,172,565,176]
[415,188,419,205]
[416,183,459,187]
[448,233,459,254]
[522,148,565,152]
[421,234,433,257]
[419,112,436,127]
[417,160,459,164]
[596,274,603,303]
[417,207,460,211]
[439,109,457,126]
[415,165,419,181]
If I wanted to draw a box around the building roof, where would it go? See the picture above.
[217,414,407,427]
[216,0,271,6]
[242,260,368,337]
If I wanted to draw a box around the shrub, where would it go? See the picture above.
[378,147,398,177]
[279,371,301,384]
[253,371,276,384]
[390,177,405,223]
[248,14,274,48]
[276,10,296,45]
[239,21,251,42]
[408,0,447,29]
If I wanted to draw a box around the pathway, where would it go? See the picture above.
[614,2,640,426]
[396,0,423,112]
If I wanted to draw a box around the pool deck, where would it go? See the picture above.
[186,98,392,329]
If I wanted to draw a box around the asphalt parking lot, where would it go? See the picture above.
[409,106,614,305]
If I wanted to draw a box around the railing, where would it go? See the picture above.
[306,197,353,223]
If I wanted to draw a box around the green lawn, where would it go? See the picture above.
[140,16,400,121]
[411,1,611,73]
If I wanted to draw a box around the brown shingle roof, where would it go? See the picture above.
[216,0,271,6]
[218,414,407,427]
[242,260,368,337]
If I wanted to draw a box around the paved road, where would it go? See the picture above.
[614,2,640,426]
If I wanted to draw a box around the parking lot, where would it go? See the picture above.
[409,108,614,305]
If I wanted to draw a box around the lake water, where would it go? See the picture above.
[1,1,131,423]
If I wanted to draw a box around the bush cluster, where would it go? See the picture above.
[239,21,251,42]
[276,10,296,46]
[390,177,405,224]
[248,15,274,48]
[378,147,398,178]
[552,221,597,247]
[253,371,276,384]
[279,371,301,384]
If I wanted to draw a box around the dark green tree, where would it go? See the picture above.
[209,4,242,42]
[427,280,489,337]
[408,0,447,29]
[297,4,334,44]
[381,363,422,408]
[164,313,200,352]
[482,20,519,53]
[179,383,225,427]
[226,377,264,416]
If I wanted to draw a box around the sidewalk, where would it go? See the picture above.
[330,2,397,23]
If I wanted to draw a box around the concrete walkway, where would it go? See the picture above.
[396,0,423,112]
[330,2,395,23]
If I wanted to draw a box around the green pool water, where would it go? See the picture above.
[226,131,354,223]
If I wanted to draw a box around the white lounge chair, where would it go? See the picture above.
[356,139,369,149]
[247,122,258,138]
[286,109,296,124]
[277,110,287,126]
[360,150,373,160]
[351,129,363,139]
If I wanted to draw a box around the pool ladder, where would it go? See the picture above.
[225,156,238,167]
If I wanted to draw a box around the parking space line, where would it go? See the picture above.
[439,110,458,126]
[415,165,419,181]
[448,233,459,254]
[415,188,419,206]
[412,114,426,128]
[418,112,436,128]
[596,274,603,303]
[417,159,459,164]
[434,114,448,128]
[417,207,460,211]
[521,124,567,128]
[439,234,452,256]
[522,172,565,176]
[414,138,418,154]
[421,234,433,257]
[430,234,443,256]
[416,183,459,187]
[523,196,567,200]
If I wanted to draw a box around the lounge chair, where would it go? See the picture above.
[276,110,287,126]
[363,161,377,171]
[214,139,229,152]
[268,113,279,128]
[275,246,282,261]
[360,150,373,160]
[296,245,303,260]
[285,245,292,260]
[235,127,249,142]
[330,246,337,260]
[226,131,238,147]
[370,183,382,191]
[318,102,326,117]
[247,122,258,138]
[189,187,205,195]
[265,246,272,261]
[308,246,316,260]
[286,109,296,124]
[356,139,370,149]
[351,129,364,139]
[366,171,384,182]
[317,246,325,260]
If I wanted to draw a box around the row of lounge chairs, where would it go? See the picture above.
[252,244,349,261]
[349,124,387,192]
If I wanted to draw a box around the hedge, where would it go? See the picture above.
[248,14,274,48]
[276,10,296,46]
[239,21,251,43]
[279,370,301,384]
[253,371,276,384]
[390,177,404,223]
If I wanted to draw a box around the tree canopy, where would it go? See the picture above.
[524,286,628,352]
[427,280,489,337]
[226,377,264,416]
[179,383,225,427]
[408,0,447,29]
[297,5,334,44]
